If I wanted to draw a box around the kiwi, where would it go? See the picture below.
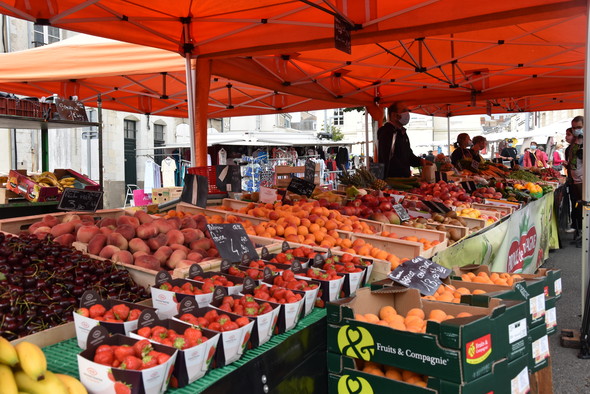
[416,217,428,224]
[445,211,458,218]
[448,229,461,241]
[432,213,445,223]
[458,218,467,226]
[436,225,446,232]
[449,219,462,226]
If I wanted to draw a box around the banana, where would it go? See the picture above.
[0,337,19,367]
[0,364,18,394]
[14,370,68,394]
[55,374,88,394]
[60,177,76,182]
[14,342,46,381]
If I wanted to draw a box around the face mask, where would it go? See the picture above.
[398,112,410,125]
[530,145,537,150]
[508,143,513,147]
[467,142,473,148]
[574,128,584,137]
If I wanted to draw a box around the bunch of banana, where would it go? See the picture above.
[31,172,62,190]
[59,177,76,189]
[0,337,87,394]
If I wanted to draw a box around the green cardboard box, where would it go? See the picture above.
[327,352,530,394]
[520,268,562,300]
[327,287,526,383]
[527,323,550,372]
[545,296,557,336]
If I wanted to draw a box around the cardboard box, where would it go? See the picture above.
[6,168,99,202]
[519,268,562,299]
[129,310,220,388]
[327,287,528,383]
[294,267,345,305]
[262,274,320,318]
[545,296,557,336]
[173,297,255,368]
[327,352,530,394]
[77,326,177,394]
[528,323,550,372]
[73,290,158,349]
[151,271,215,319]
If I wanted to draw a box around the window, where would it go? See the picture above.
[333,109,344,126]
[32,25,61,47]
[124,120,137,139]
[154,124,165,144]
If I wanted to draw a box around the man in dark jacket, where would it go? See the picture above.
[377,102,425,178]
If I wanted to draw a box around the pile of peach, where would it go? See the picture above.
[459,271,522,286]
[359,361,428,387]
[355,306,472,333]
[380,231,441,250]
[422,284,486,303]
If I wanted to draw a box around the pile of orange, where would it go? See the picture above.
[360,361,428,387]
[422,284,486,303]
[354,305,473,334]
[380,231,441,250]
[460,271,522,286]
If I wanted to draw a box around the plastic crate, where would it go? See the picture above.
[187,166,226,195]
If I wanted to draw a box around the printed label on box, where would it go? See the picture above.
[302,287,320,316]
[529,293,546,321]
[282,298,304,331]
[554,278,562,295]
[508,318,527,344]
[328,276,345,301]
[510,366,530,394]
[465,334,492,365]
[546,307,557,330]
[532,335,550,364]
[346,271,364,295]
[253,307,280,346]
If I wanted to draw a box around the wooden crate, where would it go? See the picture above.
[275,164,320,187]
[381,223,447,243]
[472,203,514,215]
[459,216,487,230]
[0,187,21,204]
[0,209,125,234]
[341,231,443,259]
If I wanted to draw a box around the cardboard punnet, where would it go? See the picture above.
[73,290,158,349]
[327,351,530,394]
[545,296,557,336]
[129,310,220,388]
[262,271,320,318]
[209,285,280,347]
[77,326,177,394]
[172,297,255,368]
[186,263,245,295]
[309,253,365,297]
[293,263,345,304]
[327,287,527,383]
[150,271,214,318]
[528,323,550,372]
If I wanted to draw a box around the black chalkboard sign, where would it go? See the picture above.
[422,200,451,214]
[206,223,259,263]
[435,171,449,182]
[216,165,242,193]
[57,188,103,212]
[392,204,410,222]
[181,174,208,208]
[334,15,351,54]
[388,257,452,296]
[369,163,385,180]
[304,159,316,183]
[461,181,477,193]
[54,98,88,122]
[287,176,316,197]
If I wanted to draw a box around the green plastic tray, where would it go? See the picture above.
[43,308,327,393]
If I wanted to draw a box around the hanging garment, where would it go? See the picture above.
[218,148,227,165]
[144,159,160,193]
[161,157,177,187]
[336,147,349,170]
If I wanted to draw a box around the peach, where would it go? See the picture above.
[34,231,50,240]
[147,233,168,251]
[108,232,129,250]
[181,228,203,244]
[153,219,174,234]
[129,238,150,254]
[117,215,140,228]
[50,222,75,238]
[187,252,204,263]
[79,214,95,223]
[133,251,149,259]
[62,214,80,223]
[137,223,159,240]
[99,245,120,259]
[112,250,134,265]
[100,227,114,236]
[76,225,100,243]
[43,214,60,227]
[33,226,52,236]
[167,217,182,230]
[154,246,174,264]
[166,229,185,246]
[54,234,75,247]
[180,217,197,229]
[135,255,160,271]
[194,216,208,233]
[98,218,117,228]
[190,238,211,251]
[71,220,85,232]
[88,234,107,255]
[207,249,219,258]
[134,211,154,224]
[166,249,187,269]
[176,260,195,270]
[170,244,190,254]
[115,224,136,241]
[190,248,208,257]
[28,221,49,233]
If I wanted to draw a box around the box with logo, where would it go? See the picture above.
[77,326,178,394]
[150,271,215,319]
[327,351,530,394]
[73,290,158,349]
[327,287,526,383]
[172,297,255,368]
[129,310,220,388]
[450,265,547,328]
[519,268,562,299]
[544,296,557,336]
[7,168,99,202]
[528,323,550,372]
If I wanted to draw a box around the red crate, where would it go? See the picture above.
[187,166,226,195]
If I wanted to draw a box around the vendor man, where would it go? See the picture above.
[377,103,426,178]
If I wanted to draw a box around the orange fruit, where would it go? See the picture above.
[457,312,473,318]
[297,226,309,236]
[404,315,423,326]
[472,289,486,295]
[379,306,397,320]
[388,320,406,331]
[406,308,425,320]
[385,368,402,380]
[355,314,367,322]
[364,313,380,324]
[402,370,419,382]
[428,309,447,322]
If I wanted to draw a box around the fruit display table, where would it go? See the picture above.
[41,309,327,394]
[0,200,60,219]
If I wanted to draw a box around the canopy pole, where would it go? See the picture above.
[581,0,590,314]
[447,105,451,155]
[195,57,211,167]
[97,94,104,192]
[184,55,197,167]
[365,108,370,167]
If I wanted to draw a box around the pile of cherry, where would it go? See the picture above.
[0,232,148,340]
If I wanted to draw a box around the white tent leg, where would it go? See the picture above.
[185,54,196,167]
[365,109,370,167]
[582,0,590,312]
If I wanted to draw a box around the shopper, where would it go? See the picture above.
[522,142,547,168]
[377,102,426,178]
[425,150,435,162]
[500,138,518,164]
[552,144,565,172]
[566,116,584,246]
[450,133,473,167]
[470,136,487,162]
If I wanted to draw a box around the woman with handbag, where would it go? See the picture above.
[522,142,548,168]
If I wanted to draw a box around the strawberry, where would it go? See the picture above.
[204,310,219,324]
[221,321,239,331]
[114,345,135,363]
[179,313,199,326]
[120,355,142,370]
[159,282,172,291]
[89,304,106,319]
[236,317,250,327]
[93,349,114,366]
[141,354,158,370]
[184,327,203,344]
[173,337,187,350]
[76,307,90,317]
[114,381,131,394]
[128,309,141,321]
[133,339,153,358]
[112,304,130,321]
[151,326,168,340]
[222,296,235,307]
[156,352,171,365]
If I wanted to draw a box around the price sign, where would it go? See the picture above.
[435,171,449,182]
[55,98,88,122]
[216,165,242,193]
[287,176,316,198]
[461,181,478,193]
[334,15,351,54]
[180,174,208,208]
[259,186,278,204]
[206,223,259,263]
[58,188,103,212]
[388,257,452,296]
[422,200,451,214]
[304,159,316,183]
[369,163,385,180]
[392,204,410,222]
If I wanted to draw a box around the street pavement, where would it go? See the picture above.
[544,231,590,391]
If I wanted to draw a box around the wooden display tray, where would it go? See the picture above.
[472,203,514,215]
[337,231,443,259]
[0,187,22,204]
[275,164,321,187]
